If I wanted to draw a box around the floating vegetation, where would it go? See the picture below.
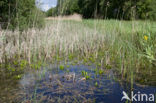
[94,67,105,75]
[81,70,91,80]
[59,65,65,70]
[95,82,98,87]
[14,75,22,80]
[98,69,104,75]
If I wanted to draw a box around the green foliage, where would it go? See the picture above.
[30,62,42,70]
[46,0,80,16]
[81,71,91,80]
[94,68,104,75]
[60,65,65,70]
[98,69,104,75]
[46,0,156,20]
[138,33,156,64]
[46,8,58,17]
[13,74,22,80]
[148,0,156,20]
[7,65,16,72]
[0,0,45,31]
[95,82,98,87]
[106,64,112,69]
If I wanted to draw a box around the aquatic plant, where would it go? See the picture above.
[94,67,105,75]
[105,64,112,69]
[13,61,19,66]
[66,65,70,68]
[81,71,87,76]
[81,71,91,80]
[20,60,28,68]
[99,69,104,75]
[95,82,98,87]
[14,74,22,79]
[59,65,65,70]
[68,54,74,61]
[0,20,155,84]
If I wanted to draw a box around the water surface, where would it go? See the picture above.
[0,64,156,103]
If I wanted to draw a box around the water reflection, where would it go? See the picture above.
[0,64,156,103]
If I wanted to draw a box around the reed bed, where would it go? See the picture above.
[0,20,105,63]
[0,20,156,83]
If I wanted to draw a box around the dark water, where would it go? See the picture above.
[0,64,156,103]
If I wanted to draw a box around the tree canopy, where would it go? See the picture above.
[0,0,45,31]
[47,0,156,20]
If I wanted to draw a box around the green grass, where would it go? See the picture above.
[0,19,156,85]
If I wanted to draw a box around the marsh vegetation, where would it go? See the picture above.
[1,0,156,102]
[1,19,156,82]
[0,19,156,102]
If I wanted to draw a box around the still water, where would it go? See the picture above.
[0,64,156,103]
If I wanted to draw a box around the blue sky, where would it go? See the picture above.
[36,0,57,11]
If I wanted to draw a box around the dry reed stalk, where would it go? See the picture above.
[0,21,114,64]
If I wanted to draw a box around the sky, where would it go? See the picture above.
[36,0,57,11]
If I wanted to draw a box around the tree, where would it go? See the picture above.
[46,0,80,17]
[46,0,156,20]
[0,0,45,31]
[58,0,80,15]
[148,0,156,20]
[46,7,57,17]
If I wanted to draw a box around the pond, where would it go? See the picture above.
[0,64,156,103]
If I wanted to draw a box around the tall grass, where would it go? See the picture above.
[0,20,104,63]
[0,19,156,84]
